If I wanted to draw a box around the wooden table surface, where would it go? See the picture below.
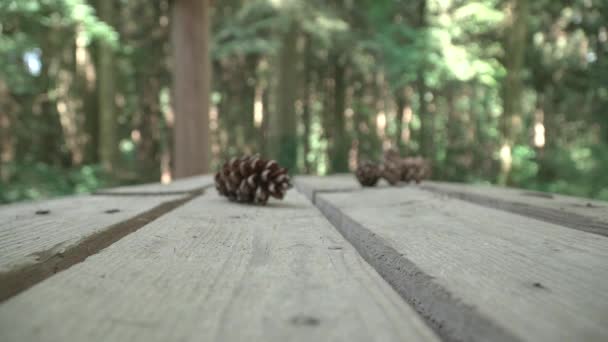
[1,174,607,342]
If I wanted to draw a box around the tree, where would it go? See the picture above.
[268,20,299,171]
[171,0,212,178]
[97,0,117,171]
[499,0,529,185]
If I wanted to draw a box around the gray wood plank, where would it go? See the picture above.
[422,181,608,237]
[95,174,213,195]
[0,191,439,342]
[0,194,188,301]
[315,187,608,342]
[294,174,361,201]
[295,175,608,236]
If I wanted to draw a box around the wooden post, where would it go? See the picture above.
[171,0,211,178]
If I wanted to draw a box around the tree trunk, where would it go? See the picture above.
[76,26,99,164]
[268,22,298,171]
[302,35,312,173]
[445,84,461,180]
[329,55,349,173]
[416,0,431,158]
[98,0,117,171]
[499,0,529,185]
[394,88,407,153]
[171,0,211,178]
[0,80,16,181]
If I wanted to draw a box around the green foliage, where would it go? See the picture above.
[1,0,607,204]
[213,0,279,58]
[0,162,109,204]
[0,0,117,45]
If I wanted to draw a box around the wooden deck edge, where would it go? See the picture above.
[420,184,608,238]
[0,189,204,303]
[303,189,520,342]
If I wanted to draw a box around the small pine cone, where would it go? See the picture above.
[355,160,381,187]
[401,158,418,183]
[215,155,291,205]
[383,149,431,184]
[402,157,431,183]
[383,149,406,182]
[380,164,401,185]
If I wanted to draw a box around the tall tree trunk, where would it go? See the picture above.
[536,87,557,183]
[268,22,298,171]
[470,82,485,179]
[417,76,431,156]
[98,0,117,171]
[394,88,407,153]
[329,55,348,172]
[302,35,312,173]
[445,83,461,180]
[172,0,211,178]
[416,0,431,157]
[76,26,99,164]
[243,55,259,154]
[137,77,162,182]
[0,80,17,181]
[499,0,529,185]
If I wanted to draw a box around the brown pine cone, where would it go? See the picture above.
[215,155,291,205]
[355,160,381,187]
[383,149,431,184]
[380,163,401,185]
[402,157,431,183]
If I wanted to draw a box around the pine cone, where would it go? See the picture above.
[355,160,381,186]
[383,149,431,184]
[215,155,291,205]
[402,157,431,183]
[380,163,401,185]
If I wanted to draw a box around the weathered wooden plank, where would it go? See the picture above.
[295,175,608,236]
[315,187,608,342]
[422,182,608,237]
[95,174,213,195]
[0,194,188,301]
[0,191,439,342]
[294,174,361,201]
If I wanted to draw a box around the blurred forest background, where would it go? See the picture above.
[1,0,607,204]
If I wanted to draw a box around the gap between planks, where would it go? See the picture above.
[0,189,204,303]
[93,184,214,197]
[420,184,608,238]
[93,189,206,197]
[295,176,607,238]
[295,186,519,342]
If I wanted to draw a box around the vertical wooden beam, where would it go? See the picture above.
[172,0,211,178]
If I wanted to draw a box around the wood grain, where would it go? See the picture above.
[316,187,608,342]
[0,194,188,301]
[422,181,608,237]
[0,191,439,342]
